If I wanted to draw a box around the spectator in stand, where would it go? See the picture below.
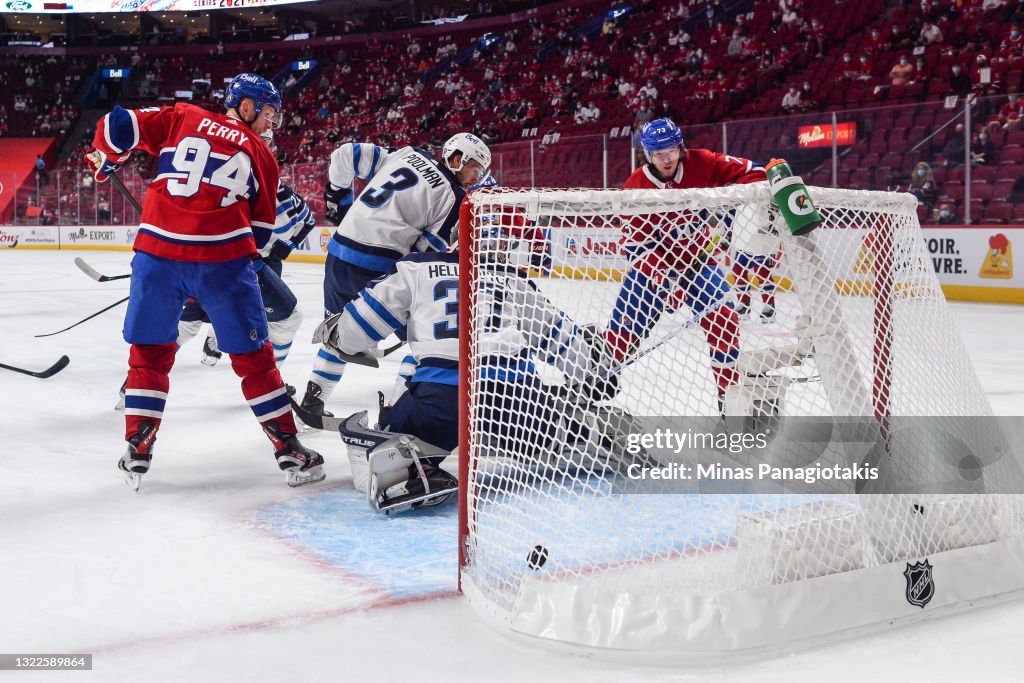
[781,85,802,113]
[638,79,659,101]
[800,81,816,110]
[999,94,1024,129]
[34,155,48,185]
[727,29,747,57]
[998,24,1024,59]
[972,54,1001,96]
[889,55,915,86]
[574,100,600,124]
[866,27,886,53]
[908,161,938,206]
[949,64,972,96]
[971,129,996,165]
[857,54,874,81]
[937,202,960,224]
[943,123,967,167]
[634,101,655,128]
[658,99,680,120]
[918,22,943,46]
[840,52,859,79]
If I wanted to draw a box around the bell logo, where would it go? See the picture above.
[320,229,331,252]
[979,233,1013,279]
[787,190,816,216]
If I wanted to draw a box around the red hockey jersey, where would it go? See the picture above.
[91,103,278,262]
[621,148,766,257]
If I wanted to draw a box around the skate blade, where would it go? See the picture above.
[122,470,143,492]
[286,465,326,487]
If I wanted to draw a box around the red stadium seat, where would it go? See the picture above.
[943,181,965,202]
[985,202,1014,224]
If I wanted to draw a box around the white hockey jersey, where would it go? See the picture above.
[331,254,593,387]
[475,264,594,385]
[326,143,465,273]
[259,181,315,258]
[332,251,461,385]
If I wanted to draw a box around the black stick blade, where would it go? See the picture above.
[0,355,70,378]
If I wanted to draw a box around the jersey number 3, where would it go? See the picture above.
[361,168,419,209]
[433,279,458,340]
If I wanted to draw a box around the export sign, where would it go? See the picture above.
[797,122,857,148]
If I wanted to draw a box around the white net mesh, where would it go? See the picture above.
[458,184,1024,654]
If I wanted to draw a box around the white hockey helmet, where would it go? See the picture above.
[442,132,492,177]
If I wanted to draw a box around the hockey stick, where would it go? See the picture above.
[74,257,131,282]
[110,171,142,214]
[0,355,70,378]
[35,296,130,338]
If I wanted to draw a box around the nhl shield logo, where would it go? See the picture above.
[904,560,935,608]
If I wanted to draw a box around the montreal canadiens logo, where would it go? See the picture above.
[904,559,935,608]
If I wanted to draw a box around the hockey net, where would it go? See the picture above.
[456,185,1024,655]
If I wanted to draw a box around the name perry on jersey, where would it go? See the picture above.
[196,117,249,147]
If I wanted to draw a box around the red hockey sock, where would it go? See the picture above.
[124,343,176,442]
[230,342,298,442]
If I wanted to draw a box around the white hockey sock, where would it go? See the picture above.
[308,346,347,399]
[269,308,303,364]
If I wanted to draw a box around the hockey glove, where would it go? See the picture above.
[85,148,131,183]
[324,183,354,226]
[266,239,296,262]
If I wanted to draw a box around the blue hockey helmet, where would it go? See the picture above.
[640,118,684,160]
[225,73,282,115]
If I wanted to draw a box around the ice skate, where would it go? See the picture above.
[263,421,326,487]
[114,377,127,411]
[200,334,222,366]
[118,421,157,492]
[760,304,776,324]
[298,381,333,418]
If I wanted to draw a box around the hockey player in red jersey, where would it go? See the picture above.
[86,72,324,490]
[604,118,766,413]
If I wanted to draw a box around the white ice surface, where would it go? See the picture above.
[2,250,1023,682]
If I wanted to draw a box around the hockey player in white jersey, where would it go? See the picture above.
[299,132,491,417]
[307,226,633,513]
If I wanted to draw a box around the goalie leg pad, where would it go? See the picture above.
[338,411,455,513]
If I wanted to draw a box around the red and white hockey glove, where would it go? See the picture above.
[85,148,130,183]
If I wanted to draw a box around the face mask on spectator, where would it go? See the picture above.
[917,169,926,177]
[940,210,951,219]
[1013,31,1020,39]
